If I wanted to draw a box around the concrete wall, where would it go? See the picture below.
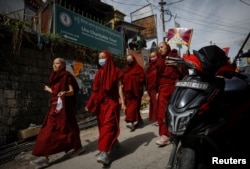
[0,43,52,145]
[0,43,98,145]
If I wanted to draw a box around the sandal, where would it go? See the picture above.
[156,135,171,146]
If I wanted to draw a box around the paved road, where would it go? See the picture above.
[1,110,172,169]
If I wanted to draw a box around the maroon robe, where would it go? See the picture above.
[86,50,123,152]
[32,69,82,156]
[156,44,188,137]
[146,53,160,122]
[123,55,145,123]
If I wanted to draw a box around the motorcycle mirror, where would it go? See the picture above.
[239,49,250,58]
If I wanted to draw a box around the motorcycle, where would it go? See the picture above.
[165,45,250,169]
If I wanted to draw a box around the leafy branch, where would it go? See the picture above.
[5,13,27,56]
[42,33,62,57]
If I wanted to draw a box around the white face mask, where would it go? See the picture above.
[99,58,106,66]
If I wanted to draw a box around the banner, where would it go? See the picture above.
[66,60,98,113]
[167,28,193,46]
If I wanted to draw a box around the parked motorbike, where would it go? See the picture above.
[165,45,250,169]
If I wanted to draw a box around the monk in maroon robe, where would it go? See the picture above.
[85,50,125,165]
[155,42,188,146]
[123,54,145,131]
[30,58,83,168]
[146,51,160,123]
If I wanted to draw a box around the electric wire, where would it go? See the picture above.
[101,0,250,53]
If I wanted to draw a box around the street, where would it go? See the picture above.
[0,109,172,169]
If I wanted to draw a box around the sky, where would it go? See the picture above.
[101,0,250,61]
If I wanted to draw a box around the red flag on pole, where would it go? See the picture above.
[222,47,230,56]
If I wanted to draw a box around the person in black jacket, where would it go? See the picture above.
[128,28,146,52]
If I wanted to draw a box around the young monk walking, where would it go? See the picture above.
[85,50,125,165]
[30,58,84,168]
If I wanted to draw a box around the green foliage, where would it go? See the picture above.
[4,13,28,56]
[42,33,62,44]
[140,103,148,110]
[5,12,27,34]
[8,20,27,34]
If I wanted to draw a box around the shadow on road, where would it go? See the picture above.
[104,132,157,168]
[48,139,98,167]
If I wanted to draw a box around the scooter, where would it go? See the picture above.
[165,45,250,169]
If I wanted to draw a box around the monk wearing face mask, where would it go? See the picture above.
[85,50,125,165]
[123,54,146,131]
[146,51,160,125]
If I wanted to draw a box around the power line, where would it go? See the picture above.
[102,0,250,52]
[110,0,146,6]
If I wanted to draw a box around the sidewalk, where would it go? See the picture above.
[0,108,172,169]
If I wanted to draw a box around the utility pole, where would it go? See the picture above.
[159,0,166,42]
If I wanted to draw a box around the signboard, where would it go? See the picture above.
[54,4,124,57]
[130,4,157,40]
[130,4,153,21]
[132,15,157,40]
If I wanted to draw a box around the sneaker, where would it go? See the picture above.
[126,122,135,131]
[30,156,49,168]
[156,135,171,147]
[97,152,109,164]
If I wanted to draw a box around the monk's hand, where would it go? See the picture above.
[84,106,89,112]
[121,103,126,112]
[44,85,52,93]
[44,85,49,91]
[57,91,66,97]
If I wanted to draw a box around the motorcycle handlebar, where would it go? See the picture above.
[165,56,195,69]
[165,56,182,61]
[166,56,248,79]
[238,50,250,58]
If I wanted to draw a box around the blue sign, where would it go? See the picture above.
[54,4,124,57]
